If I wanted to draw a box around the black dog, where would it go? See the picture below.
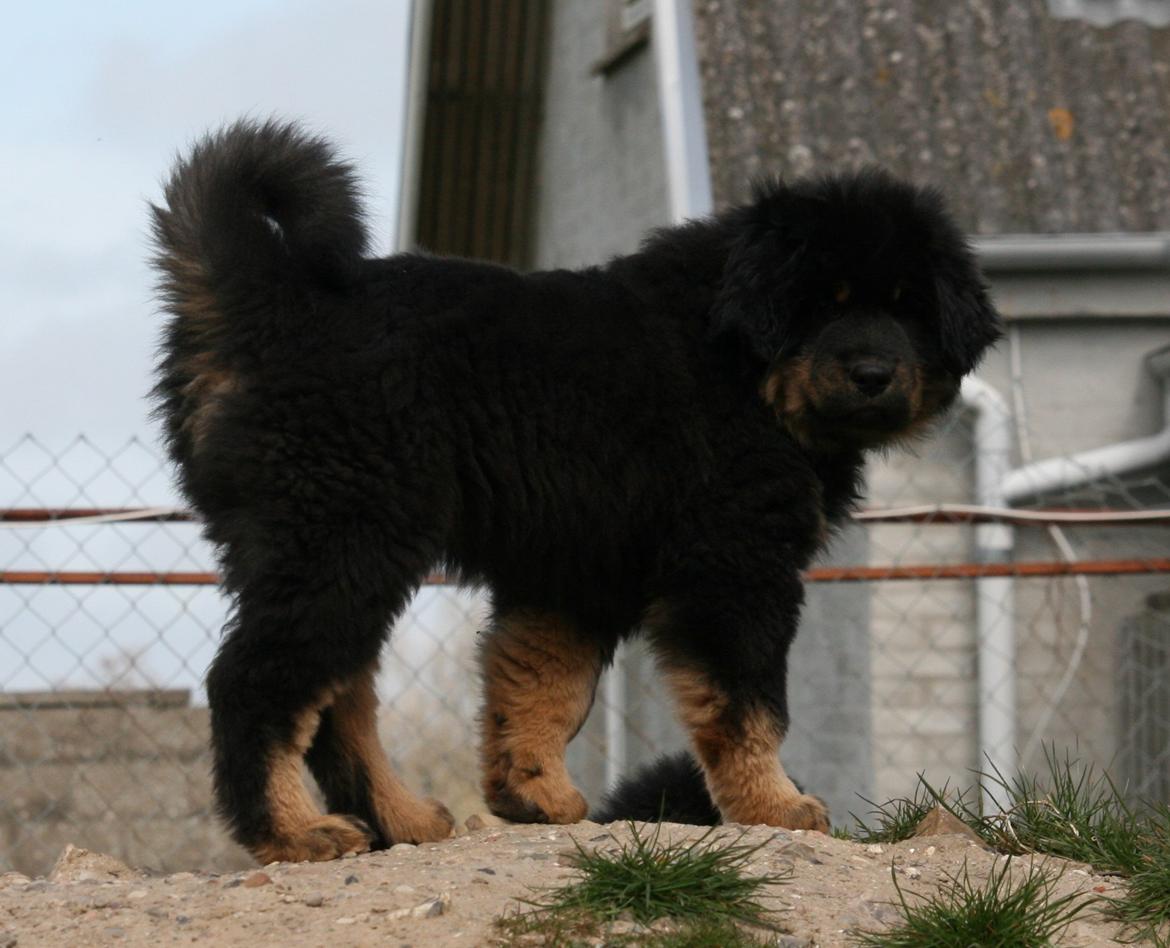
[150,119,999,863]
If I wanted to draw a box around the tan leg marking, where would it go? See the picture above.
[256,691,372,864]
[330,668,455,843]
[479,613,602,823]
[663,666,829,832]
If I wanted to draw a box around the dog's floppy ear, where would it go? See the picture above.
[710,182,805,363]
[934,266,1003,376]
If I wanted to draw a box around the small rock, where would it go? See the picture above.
[303,893,325,907]
[49,845,136,884]
[344,874,359,885]
[556,848,584,867]
[778,841,820,863]
[127,889,147,900]
[176,916,191,925]
[464,813,506,832]
[336,916,357,925]
[394,884,416,895]
[913,806,987,847]
[0,873,30,889]
[166,872,196,884]
[388,894,450,920]
[388,843,416,855]
[242,872,272,888]
[904,866,922,879]
[866,844,884,855]
[412,894,449,918]
[476,867,496,875]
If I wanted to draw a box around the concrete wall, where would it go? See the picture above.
[0,691,250,876]
[528,0,669,270]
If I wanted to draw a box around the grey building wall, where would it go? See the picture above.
[528,0,670,270]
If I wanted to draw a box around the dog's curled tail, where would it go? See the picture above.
[591,752,721,825]
[150,118,368,331]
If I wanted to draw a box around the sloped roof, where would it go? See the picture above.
[692,0,1170,234]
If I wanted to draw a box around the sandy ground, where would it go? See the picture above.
[0,817,1132,946]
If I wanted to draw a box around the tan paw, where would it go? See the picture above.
[253,814,372,864]
[487,770,589,824]
[772,794,831,833]
[383,796,456,843]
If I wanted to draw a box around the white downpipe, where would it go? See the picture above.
[964,345,1170,808]
[961,378,1017,806]
[395,0,434,252]
[600,0,713,792]
[1003,346,1170,503]
[652,0,714,222]
[603,644,628,792]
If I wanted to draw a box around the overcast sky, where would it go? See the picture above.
[0,0,413,450]
[0,1,428,693]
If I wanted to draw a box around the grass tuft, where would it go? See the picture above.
[848,745,1170,943]
[854,856,1092,948]
[495,821,786,946]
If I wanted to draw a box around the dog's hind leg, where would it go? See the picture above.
[478,611,606,823]
[205,540,454,864]
[305,663,454,848]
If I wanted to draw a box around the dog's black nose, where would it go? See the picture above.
[849,361,894,397]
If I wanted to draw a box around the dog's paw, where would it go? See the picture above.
[253,814,372,864]
[724,793,831,833]
[777,793,830,833]
[383,796,456,843]
[487,770,589,824]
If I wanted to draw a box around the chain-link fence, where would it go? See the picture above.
[2,413,1168,875]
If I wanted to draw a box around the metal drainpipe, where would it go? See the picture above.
[1002,345,1170,504]
[960,377,1017,806]
[597,0,715,794]
[962,344,1170,811]
[395,0,433,252]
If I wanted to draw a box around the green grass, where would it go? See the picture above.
[853,857,1092,948]
[495,821,787,946]
[846,746,1170,943]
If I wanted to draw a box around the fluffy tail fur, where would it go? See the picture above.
[591,752,721,825]
[149,119,368,457]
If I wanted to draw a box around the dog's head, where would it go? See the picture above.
[713,169,1001,450]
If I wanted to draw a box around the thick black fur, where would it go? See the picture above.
[150,120,1000,857]
[592,753,721,825]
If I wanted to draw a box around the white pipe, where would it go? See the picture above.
[652,0,714,221]
[603,643,628,792]
[976,232,1170,272]
[1003,346,1170,503]
[395,0,434,252]
[961,377,1017,806]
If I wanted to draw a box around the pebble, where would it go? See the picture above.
[344,874,359,885]
[242,872,272,888]
[388,844,416,855]
[303,893,325,907]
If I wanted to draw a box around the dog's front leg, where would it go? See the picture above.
[657,661,828,831]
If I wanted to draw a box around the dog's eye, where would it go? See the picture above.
[834,281,851,304]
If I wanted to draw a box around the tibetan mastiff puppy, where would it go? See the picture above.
[150,119,1000,863]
